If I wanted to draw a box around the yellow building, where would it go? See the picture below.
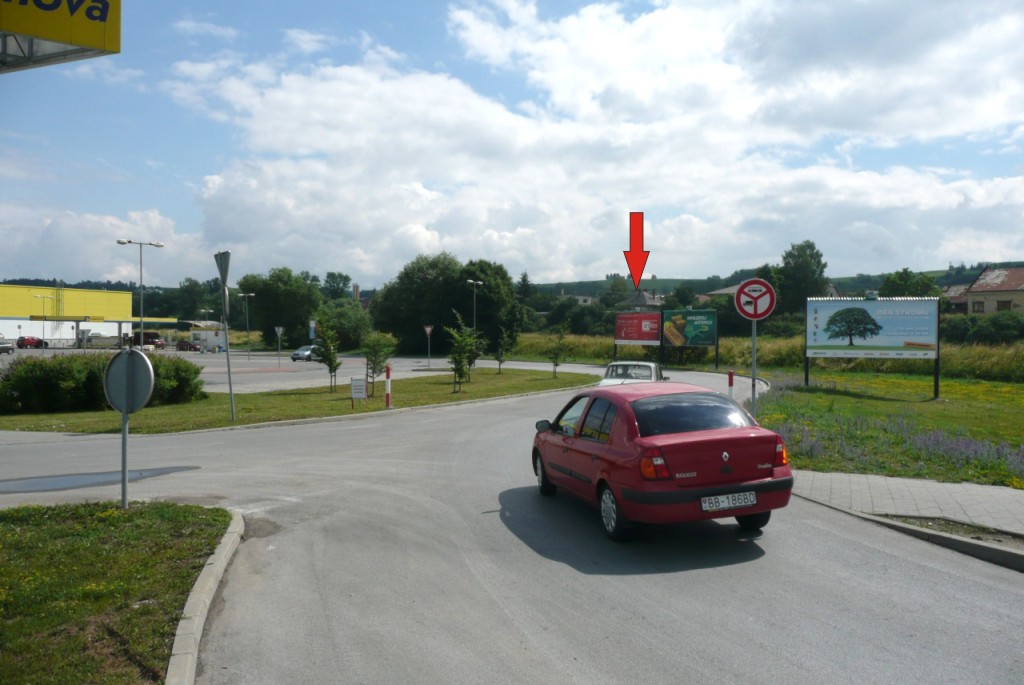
[0,284,174,347]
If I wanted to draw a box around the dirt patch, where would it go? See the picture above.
[886,516,1024,552]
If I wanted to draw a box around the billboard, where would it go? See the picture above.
[806,298,939,359]
[0,0,120,53]
[662,309,718,347]
[614,312,661,346]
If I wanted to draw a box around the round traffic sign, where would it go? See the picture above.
[735,278,777,321]
[104,349,155,414]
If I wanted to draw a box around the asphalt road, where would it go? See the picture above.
[1,383,1022,683]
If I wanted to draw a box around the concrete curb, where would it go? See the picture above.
[794,493,1024,573]
[165,510,245,685]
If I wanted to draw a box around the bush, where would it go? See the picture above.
[0,353,205,415]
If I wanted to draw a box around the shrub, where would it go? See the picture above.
[0,353,205,415]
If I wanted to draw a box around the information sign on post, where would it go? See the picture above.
[103,349,155,510]
[424,325,434,368]
[734,279,776,418]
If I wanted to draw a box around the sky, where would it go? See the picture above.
[2,0,1023,291]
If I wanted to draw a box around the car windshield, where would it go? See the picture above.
[605,364,652,380]
[631,392,753,436]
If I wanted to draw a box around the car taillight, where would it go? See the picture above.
[640,447,671,480]
[774,436,789,467]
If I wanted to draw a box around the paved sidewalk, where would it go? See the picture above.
[793,470,1024,536]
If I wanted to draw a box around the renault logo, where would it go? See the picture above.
[722,452,730,462]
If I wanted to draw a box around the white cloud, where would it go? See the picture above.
[4,1,1023,290]
[174,19,239,42]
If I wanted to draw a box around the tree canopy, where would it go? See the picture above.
[371,253,522,355]
[824,307,883,346]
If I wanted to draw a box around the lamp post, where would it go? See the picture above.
[466,280,483,331]
[240,292,255,360]
[117,239,164,347]
[33,295,53,350]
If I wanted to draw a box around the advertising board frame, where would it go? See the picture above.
[805,297,941,398]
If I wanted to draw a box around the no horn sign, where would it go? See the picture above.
[735,278,776,321]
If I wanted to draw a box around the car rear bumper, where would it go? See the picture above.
[619,474,793,523]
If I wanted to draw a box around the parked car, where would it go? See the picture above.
[176,340,200,351]
[597,361,668,386]
[291,345,320,362]
[16,336,47,349]
[131,331,165,349]
[0,338,13,354]
[532,382,792,540]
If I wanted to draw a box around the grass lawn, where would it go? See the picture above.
[0,368,595,434]
[757,370,1024,488]
[0,502,231,684]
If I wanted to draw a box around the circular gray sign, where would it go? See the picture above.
[104,349,155,414]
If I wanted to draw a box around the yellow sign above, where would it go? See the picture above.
[0,0,120,53]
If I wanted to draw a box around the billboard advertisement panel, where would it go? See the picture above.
[0,0,121,53]
[662,309,718,347]
[614,312,661,346]
[806,298,939,359]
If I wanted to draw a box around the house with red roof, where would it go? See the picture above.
[965,263,1024,315]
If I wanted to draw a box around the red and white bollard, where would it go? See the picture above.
[728,370,735,399]
[385,365,392,409]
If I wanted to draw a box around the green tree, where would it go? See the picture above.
[371,254,521,356]
[516,271,534,303]
[312,327,342,392]
[445,313,478,391]
[237,267,323,348]
[778,240,830,314]
[372,253,464,355]
[362,331,397,396]
[548,323,570,378]
[879,268,941,297]
[314,298,372,350]
[600,277,631,308]
[321,271,352,301]
[824,307,883,346]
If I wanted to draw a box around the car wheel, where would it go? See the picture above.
[599,485,631,541]
[534,453,556,496]
[735,511,771,531]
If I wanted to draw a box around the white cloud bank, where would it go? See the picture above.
[3,0,1022,288]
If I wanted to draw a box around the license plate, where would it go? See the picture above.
[701,491,756,512]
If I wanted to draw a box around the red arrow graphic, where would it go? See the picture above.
[623,211,649,290]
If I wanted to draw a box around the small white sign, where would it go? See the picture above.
[351,377,368,400]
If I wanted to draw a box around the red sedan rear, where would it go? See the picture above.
[532,382,793,539]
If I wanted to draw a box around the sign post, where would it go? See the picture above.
[734,278,776,418]
[424,325,434,368]
[214,251,236,421]
[275,325,284,368]
[103,349,155,510]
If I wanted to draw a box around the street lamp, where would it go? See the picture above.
[240,292,255,360]
[117,239,164,347]
[33,295,54,350]
[466,280,483,331]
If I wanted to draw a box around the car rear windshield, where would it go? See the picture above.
[631,392,754,437]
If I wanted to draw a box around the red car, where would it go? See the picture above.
[16,336,48,349]
[532,382,793,540]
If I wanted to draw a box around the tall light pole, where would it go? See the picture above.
[240,292,255,360]
[117,239,164,347]
[33,295,53,350]
[466,280,483,331]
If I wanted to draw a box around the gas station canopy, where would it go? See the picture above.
[1,0,120,74]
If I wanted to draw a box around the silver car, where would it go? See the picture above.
[291,345,320,362]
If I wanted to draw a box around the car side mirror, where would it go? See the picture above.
[535,419,552,433]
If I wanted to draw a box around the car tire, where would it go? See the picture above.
[599,485,631,541]
[534,453,556,496]
[735,511,771,531]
